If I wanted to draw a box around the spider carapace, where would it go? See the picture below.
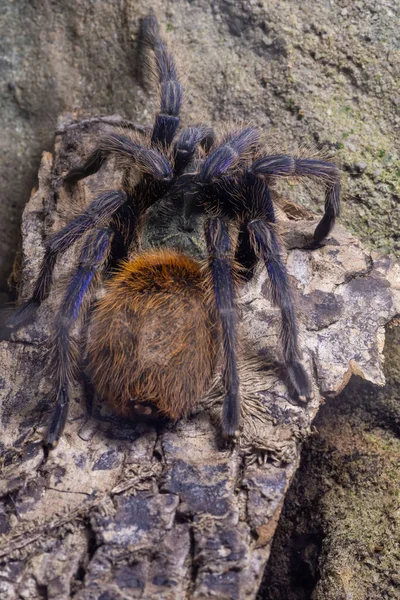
[9,14,340,447]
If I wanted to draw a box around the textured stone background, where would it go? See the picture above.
[1,0,399,299]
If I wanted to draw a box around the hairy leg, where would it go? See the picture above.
[47,227,113,446]
[174,126,215,175]
[234,173,276,277]
[249,155,340,244]
[8,191,128,328]
[64,133,173,183]
[199,128,260,183]
[141,14,183,148]
[205,217,240,437]
[248,218,313,400]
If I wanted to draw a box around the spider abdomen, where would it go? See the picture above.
[87,249,218,421]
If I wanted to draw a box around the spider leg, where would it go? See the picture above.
[141,14,182,148]
[199,128,260,182]
[235,173,276,278]
[8,191,128,329]
[64,134,173,183]
[63,147,105,182]
[174,126,215,175]
[248,218,313,400]
[47,227,113,447]
[205,217,240,437]
[249,155,340,244]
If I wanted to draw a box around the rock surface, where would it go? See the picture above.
[0,111,399,598]
[259,325,400,600]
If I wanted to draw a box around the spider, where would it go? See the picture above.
[9,14,340,447]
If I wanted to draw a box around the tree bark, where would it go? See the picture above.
[0,114,399,600]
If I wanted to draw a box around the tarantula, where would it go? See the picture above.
[9,14,340,447]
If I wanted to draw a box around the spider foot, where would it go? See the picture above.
[286,361,314,403]
[46,387,69,448]
[222,393,240,439]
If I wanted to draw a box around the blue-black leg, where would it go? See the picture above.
[64,148,105,183]
[199,128,260,182]
[242,172,276,222]
[47,228,113,447]
[248,219,313,401]
[174,126,215,175]
[205,217,240,437]
[65,134,173,183]
[249,155,340,244]
[8,191,128,329]
[313,180,340,244]
[141,14,182,148]
[235,222,258,281]
[233,173,277,279]
[294,159,340,245]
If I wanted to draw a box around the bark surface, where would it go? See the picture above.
[0,115,399,599]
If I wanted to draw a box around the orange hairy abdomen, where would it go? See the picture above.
[87,250,218,420]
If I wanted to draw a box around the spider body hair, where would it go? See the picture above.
[87,250,219,421]
[8,13,341,446]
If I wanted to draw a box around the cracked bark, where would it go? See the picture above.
[0,115,399,600]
